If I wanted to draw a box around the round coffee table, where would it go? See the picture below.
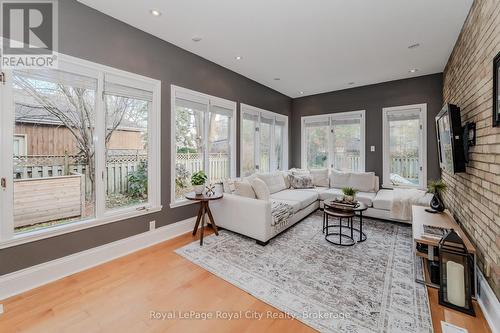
[324,201,368,243]
[323,208,356,246]
[185,192,223,246]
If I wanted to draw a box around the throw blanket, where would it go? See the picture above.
[390,188,427,221]
[271,200,294,229]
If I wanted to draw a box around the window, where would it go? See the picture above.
[171,86,236,206]
[382,104,427,189]
[301,111,365,171]
[240,104,289,176]
[0,54,161,246]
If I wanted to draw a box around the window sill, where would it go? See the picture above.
[0,206,162,250]
[169,199,195,209]
[382,183,426,191]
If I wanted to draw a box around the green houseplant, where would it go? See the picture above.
[342,187,358,203]
[427,180,447,212]
[191,171,208,195]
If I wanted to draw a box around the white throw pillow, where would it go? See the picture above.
[234,181,256,198]
[256,172,287,194]
[309,168,329,187]
[329,170,351,189]
[222,178,237,193]
[289,168,310,176]
[282,171,291,188]
[250,178,270,200]
[350,172,376,192]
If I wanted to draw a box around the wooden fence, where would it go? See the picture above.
[14,174,84,228]
[13,154,147,199]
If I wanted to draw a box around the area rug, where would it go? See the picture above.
[175,212,433,333]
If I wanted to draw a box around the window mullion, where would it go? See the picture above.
[204,103,210,178]
[95,72,106,219]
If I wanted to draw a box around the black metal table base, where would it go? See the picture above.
[324,224,356,246]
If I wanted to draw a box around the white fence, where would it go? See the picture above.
[13,154,147,199]
[176,153,230,182]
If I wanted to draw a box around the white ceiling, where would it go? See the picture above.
[78,0,473,98]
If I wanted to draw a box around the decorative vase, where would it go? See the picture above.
[344,195,355,203]
[193,185,204,195]
[430,193,445,212]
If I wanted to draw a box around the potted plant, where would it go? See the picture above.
[191,171,207,195]
[427,179,447,212]
[342,187,358,203]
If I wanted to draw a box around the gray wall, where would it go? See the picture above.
[0,0,292,275]
[290,73,444,184]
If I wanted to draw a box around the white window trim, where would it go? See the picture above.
[239,103,289,176]
[300,110,366,171]
[0,52,162,249]
[382,103,427,190]
[170,85,237,208]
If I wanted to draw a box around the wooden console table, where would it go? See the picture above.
[412,206,477,297]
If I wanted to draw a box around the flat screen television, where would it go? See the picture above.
[435,104,466,173]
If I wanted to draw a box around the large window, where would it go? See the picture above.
[240,104,289,176]
[382,104,427,189]
[171,86,236,206]
[301,111,365,171]
[0,55,161,246]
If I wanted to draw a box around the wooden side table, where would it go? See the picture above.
[185,192,223,246]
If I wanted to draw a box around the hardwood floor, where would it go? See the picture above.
[0,229,491,333]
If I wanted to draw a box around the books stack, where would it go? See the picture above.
[326,200,360,211]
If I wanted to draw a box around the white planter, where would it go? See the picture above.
[193,185,204,195]
[344,195,355,203]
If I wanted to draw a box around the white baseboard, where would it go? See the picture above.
[0,217,196,301]
[477,269,500,333]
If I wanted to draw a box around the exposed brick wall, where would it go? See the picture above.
[442,0,500,299]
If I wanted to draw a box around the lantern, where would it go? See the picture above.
[438,229,475,316]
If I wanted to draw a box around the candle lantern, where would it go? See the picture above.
[438,229,475,316]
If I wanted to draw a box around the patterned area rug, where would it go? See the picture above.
[175,212,432,333]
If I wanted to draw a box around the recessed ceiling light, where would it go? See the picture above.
[409,68,419,73]
[408,43,420,49]
[235,56,242,60]
[150,9,161,16]
[192,36,202,42]
[274,78,280,81]
[299,91,304,95]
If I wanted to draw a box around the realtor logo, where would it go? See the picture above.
[1,0,58,68]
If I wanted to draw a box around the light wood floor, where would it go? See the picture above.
[0,229,491,333]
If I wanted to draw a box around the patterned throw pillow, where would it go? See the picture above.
[288,174,314,189]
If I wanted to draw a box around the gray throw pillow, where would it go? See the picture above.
[289,174,314,189]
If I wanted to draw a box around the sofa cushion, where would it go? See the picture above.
[256,172,287,194]
[319,188,344,201]
[297,187,329,195]
[372,189,393,211]
[282,171,291,188]
[310,168,329,187]
[250,178,270,200]
[270,189,318,210]
[349,172,376,192]
[355,192,377,207]
[329,170,351,189]
[271,199,301,213]
[234,181,256,199]
[289,174,314,189]
[319,188,375,207]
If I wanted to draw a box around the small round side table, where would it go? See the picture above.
[185,192,223,246]
[323,208,356,246]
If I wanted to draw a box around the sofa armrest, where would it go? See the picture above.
[210,194,273,242]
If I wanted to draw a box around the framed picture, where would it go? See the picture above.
[494,51,500,127]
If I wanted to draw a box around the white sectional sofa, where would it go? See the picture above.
[211,170,432,245]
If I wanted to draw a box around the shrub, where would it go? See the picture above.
[128,162,148,198]
[342,187,358,196]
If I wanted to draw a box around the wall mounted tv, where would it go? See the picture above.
[435,104,466,173]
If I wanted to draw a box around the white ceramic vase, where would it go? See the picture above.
[193,185,204,195]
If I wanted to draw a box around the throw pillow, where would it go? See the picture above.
[289,168,310,176]
[289,174,314,189]
[309,168,329,187]
[282,171,291,188]
[256,172,287,194]
[234,181,256,198]
[349,172,376,192]
[222,178,236,193]
[250,178,270,200]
